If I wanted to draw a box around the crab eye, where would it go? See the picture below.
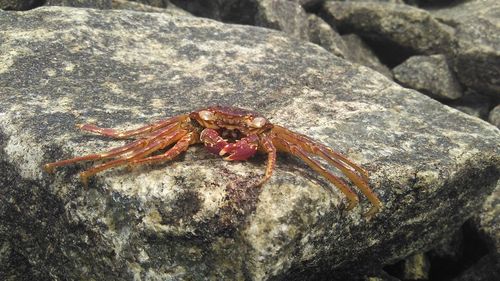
[198,110,215,121]
[250,117,267,128]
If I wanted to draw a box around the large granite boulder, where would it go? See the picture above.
[0,6,499,281]
[430,0,500,99]
[321,2,454,55]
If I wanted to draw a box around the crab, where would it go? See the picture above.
[44,106,382,216]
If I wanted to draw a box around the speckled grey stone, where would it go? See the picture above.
[321,2,454,54]
[169,0,259,25]
[307,14,348,58]
[0,0,38,10]
[255,0,310,40]
[112,0,190,16]
[45,0,112,9]
[128,0,169,8]
[393,55,462,100]
[430,0,500,98]
[342,34,393,78]
[0,6,499,281]
[489,105,500,128]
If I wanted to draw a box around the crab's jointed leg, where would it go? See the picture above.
[79,129,187,185]
[43,122,181,174]
[78,115,188,139]
[273,125,381,216]
[273,125,369,180]
[129,132,199,166]
[273,138,360,211]
[257,134,277,187]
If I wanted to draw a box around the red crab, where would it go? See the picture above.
[44,106,382,216]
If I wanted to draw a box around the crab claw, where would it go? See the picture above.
[200,128,229,155]
[219,135,259,161]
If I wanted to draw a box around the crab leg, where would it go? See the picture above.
[274,138,359,211]
[43,122,181,173]
[129,132,199,166]
[78,115,188,139]
[273,125,369,180]
[256,134,277,187]
[274,128,381,216]
[79,130,187,185]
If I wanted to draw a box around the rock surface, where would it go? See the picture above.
[321,2,454,55]
[430,0,500,98]
[393,55,462,100]
[0,6,499,281]
[45,0,112,9]
[307,14,348,58]
[489,105,500,128]
[0,0,38,10]
[112,0,191,16]
[255,0,310,40]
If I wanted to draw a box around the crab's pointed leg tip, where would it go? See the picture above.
[345,199,358,211]
[363,206,380,219]
[43,164,55,174]
[79,172,89,187]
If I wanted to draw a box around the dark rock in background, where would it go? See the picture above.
[489,105,500,128]
[321,2,454,55]
[342,34,393,79]
[45,0,112,9]
[255,0,310,40]
[393,55,462,100]
[0,0,40,10]
[448,91,492,120]
[112,0,190,15]
[307,14,348,58]
[429,0,500,99]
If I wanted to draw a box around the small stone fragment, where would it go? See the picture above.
[307,14,348,58]
[321,2,454,54]
[393,54,462,100]
[430,0,500,98]
[45,0,112,9]
[256,0,310,40]
[112,0,191,16]
[403,253,430,280]
[488,105,500,128]
[0,0,38,10]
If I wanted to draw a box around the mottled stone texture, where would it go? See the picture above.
[255,0,310,40]
[453,15,500,99]
[321,2,454,54]
[45,0,112,9]
[430,0,500,98]
[0,0,38,10]
[0,6,499,281]
[393,55,462,100]
[489,105,500,128]
[307,14,348,58]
